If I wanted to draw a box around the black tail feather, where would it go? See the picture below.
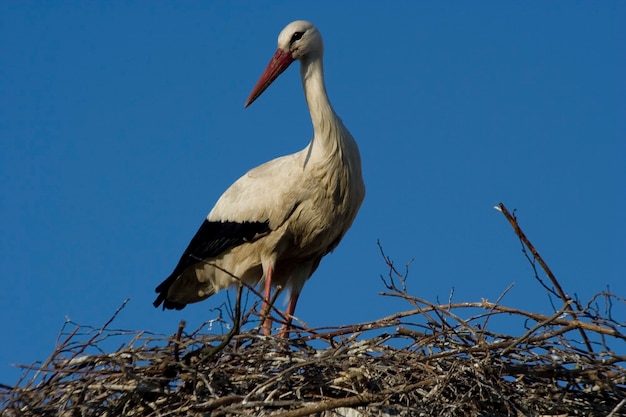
[153,219,270,310]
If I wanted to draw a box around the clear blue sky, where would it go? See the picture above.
[1,2,624,384]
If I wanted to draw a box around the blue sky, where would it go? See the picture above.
[1,2,624,384]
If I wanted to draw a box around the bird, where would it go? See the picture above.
[153,20,365,337]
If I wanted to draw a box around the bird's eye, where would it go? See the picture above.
[290,32,304,44]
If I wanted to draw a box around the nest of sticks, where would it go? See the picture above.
[2,203,625,417]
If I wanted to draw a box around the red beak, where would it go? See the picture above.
[245,49,296,108]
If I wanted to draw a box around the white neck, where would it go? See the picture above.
[299,54,348,160]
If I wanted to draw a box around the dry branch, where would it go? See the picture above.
[497,202,595,353]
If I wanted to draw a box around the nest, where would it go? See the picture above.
[2,205,625,417]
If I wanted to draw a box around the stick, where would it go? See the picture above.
[496,203,594,353]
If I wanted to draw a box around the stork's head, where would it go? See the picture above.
[277,20,323,61]
[245,21,323,108]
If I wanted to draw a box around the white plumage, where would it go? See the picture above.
[154,20,365,337]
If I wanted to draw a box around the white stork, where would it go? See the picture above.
[153,20,365,337]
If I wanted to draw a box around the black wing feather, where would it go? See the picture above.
[153,219,270,309]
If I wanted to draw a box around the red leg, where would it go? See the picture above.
[261,265,273,335]
[279,291,300,338]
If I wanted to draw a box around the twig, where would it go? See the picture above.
[174,320,185,361]
[480,282,515,342]
[500,300,572,356]
[496,202,594,353]
[184,284,243,364]
[274,380,435,417]
[606,397,626,417]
